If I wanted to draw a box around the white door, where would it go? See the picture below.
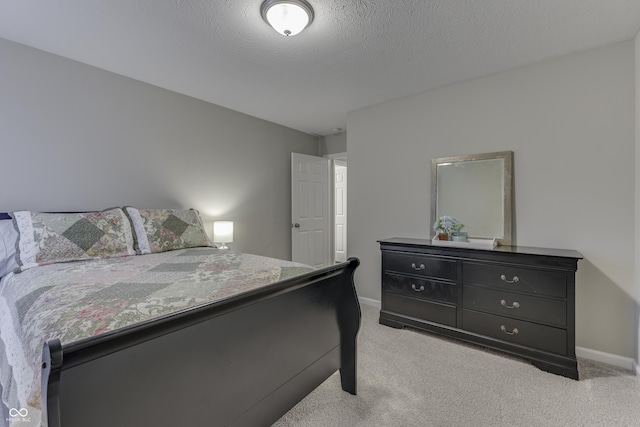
[334,161,347,263]
[291,153,330,267]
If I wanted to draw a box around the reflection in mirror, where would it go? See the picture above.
[430,151,513,245]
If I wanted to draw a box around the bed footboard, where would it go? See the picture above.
[41,257,360,427]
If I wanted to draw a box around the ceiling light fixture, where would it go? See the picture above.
[260,0,314,37]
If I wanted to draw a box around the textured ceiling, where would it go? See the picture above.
[1,0,639,136]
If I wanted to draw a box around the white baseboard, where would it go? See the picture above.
[358,296,381,309]
[575,346,637,372]
[358,297,637,373]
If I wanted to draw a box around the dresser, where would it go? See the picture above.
[379,237,582,379]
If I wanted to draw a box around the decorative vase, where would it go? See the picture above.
[438,232,449,241]
[452,235,468,242]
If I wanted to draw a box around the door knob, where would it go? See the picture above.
[293,223,300,228]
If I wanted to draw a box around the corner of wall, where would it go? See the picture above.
[635,29,640,367]
[318,132,347,156]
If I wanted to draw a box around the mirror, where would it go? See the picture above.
[430,151,513,245]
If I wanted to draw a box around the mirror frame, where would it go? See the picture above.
[430,150,513,245]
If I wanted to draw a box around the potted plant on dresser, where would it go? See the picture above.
[433,216,464,241]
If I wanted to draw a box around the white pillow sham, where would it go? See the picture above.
[0,219,19,277]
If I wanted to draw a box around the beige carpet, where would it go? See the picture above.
[273,304,640,427]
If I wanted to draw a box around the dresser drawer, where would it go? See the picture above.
[384,273,456,304]
[463,309,567,355]
[383,292,456,327]
[384,252,456,281]
[463,285,566,327]
[463,262,566,298]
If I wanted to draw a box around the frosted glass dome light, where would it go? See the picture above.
[261,0,314,36]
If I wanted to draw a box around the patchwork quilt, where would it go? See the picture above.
[0,248,313,427]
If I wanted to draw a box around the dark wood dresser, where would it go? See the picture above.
[379,237,582,379]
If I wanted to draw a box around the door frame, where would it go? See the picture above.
[324,152,347,265]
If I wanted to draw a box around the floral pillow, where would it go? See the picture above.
[124,208,212,254]
[11,208,136,272]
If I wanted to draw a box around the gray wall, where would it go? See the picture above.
[348,41,636,359]
[318,132,347,156]
[0,38,318,260]
[635,30,640,366]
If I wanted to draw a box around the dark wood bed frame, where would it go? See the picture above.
[35,255,360,426]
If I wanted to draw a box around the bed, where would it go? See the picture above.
[0,208,360,427]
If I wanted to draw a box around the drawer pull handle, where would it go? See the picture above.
[500,274,519,284]
[500,299,520,309]
[411,283,425,292]
[411,263,426,271]
[500,325,519,335]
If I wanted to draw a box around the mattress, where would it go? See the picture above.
[0,248,313,427]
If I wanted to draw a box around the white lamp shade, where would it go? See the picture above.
[213,221,234,243]
[261,0,314,36]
